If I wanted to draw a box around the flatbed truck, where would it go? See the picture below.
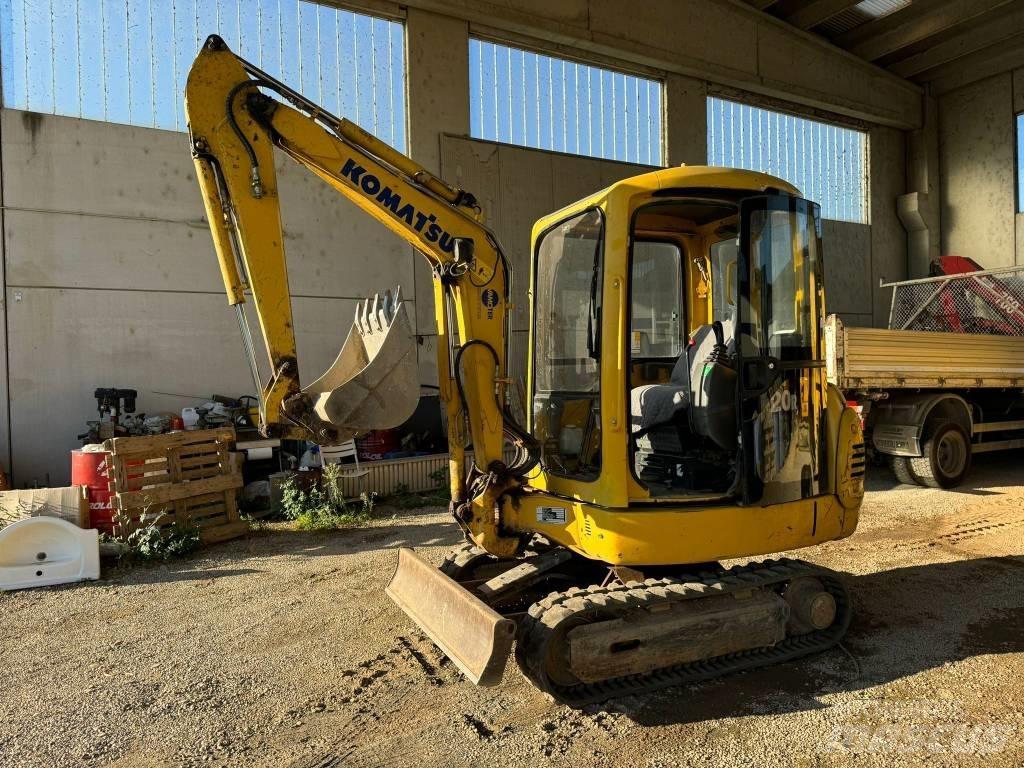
[826,315,1024,487]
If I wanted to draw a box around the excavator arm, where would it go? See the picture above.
[185,35,535,557]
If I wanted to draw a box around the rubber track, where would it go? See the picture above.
[439,543,489,579]
[515,558,852,706]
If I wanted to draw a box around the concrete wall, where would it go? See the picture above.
[0,4,910,485]
[939,71,1024,267]
[0,109,417,485]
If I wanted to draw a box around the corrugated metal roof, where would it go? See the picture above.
[817,0,913,35]
[749,0,1016,90]
[856,0,913,19]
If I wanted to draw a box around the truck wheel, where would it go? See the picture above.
[889,456,918,486]
[909,420,971,489]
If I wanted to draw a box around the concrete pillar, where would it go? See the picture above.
[404,9,471,384]
[405,8,470,174]
[938,74,1016,269]
[0,112,10,477]
[870,125,908,328]
[1015,68,1024,266]
[664,74,707,167]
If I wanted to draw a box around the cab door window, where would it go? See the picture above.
[737,196,826,505]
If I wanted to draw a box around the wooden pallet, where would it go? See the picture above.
[102,427,247,544]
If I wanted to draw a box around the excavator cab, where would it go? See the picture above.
[527,176,832,513]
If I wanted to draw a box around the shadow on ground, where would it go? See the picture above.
[614,554,1024,726]
[117,566,264,584]
[279,517,461,558]
[864,450,1022,495]
[103,451,1024,729]
[99,512,459,587]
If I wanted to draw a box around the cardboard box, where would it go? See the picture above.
[0,486,89,528]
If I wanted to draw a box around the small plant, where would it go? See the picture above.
[112,510,202,562]
[322,463,345,508]
[240,512,268,532]
[359,491,376,516]
[392,491,449,510]
[389,471,450,510]
[428,469,446,489]
[387,489,448,514]
[279,472,375,531]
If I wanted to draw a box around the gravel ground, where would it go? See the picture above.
[2,453,1023,768]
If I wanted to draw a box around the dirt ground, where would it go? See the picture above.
[2,454,1024,768]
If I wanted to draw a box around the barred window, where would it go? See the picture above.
[1017,113,1024,213]
[469,38,662,165]
[0,0,406,148]
[707,96,868,224]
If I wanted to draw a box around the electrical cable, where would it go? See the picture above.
[467,237,506,289]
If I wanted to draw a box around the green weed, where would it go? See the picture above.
[280,466,377,531]
[111,510,202,562]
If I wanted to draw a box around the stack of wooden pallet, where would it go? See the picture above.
[102,427,247,544]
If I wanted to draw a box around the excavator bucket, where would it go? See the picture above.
[386,548,517,686]
[302,287,419,440]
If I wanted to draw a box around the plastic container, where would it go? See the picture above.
[356,430,400,461]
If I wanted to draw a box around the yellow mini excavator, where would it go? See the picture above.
[186,36,865,705]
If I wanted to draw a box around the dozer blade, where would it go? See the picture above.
[302,287,419,441]
[386,547,517,686]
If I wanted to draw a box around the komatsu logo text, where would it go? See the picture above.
[340,158,456,254]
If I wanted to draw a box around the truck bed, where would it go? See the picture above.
[825,316,1024,390]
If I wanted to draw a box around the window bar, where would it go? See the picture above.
[491,41,498,141]
[521,51,527,148]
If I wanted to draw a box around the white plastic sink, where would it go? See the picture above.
[0,517,100,591]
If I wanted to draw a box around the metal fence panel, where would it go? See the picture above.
[0,0,406,148]
[707,96,867,223]
[469,38,663,166]
[887,267,1024,336]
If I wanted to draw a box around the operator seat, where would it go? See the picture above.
[630,317,735,434]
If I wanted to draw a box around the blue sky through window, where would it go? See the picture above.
[707,96,868,223]
[0,0,406,148]
[1018,113,1024,213]
[469,38,662,166]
